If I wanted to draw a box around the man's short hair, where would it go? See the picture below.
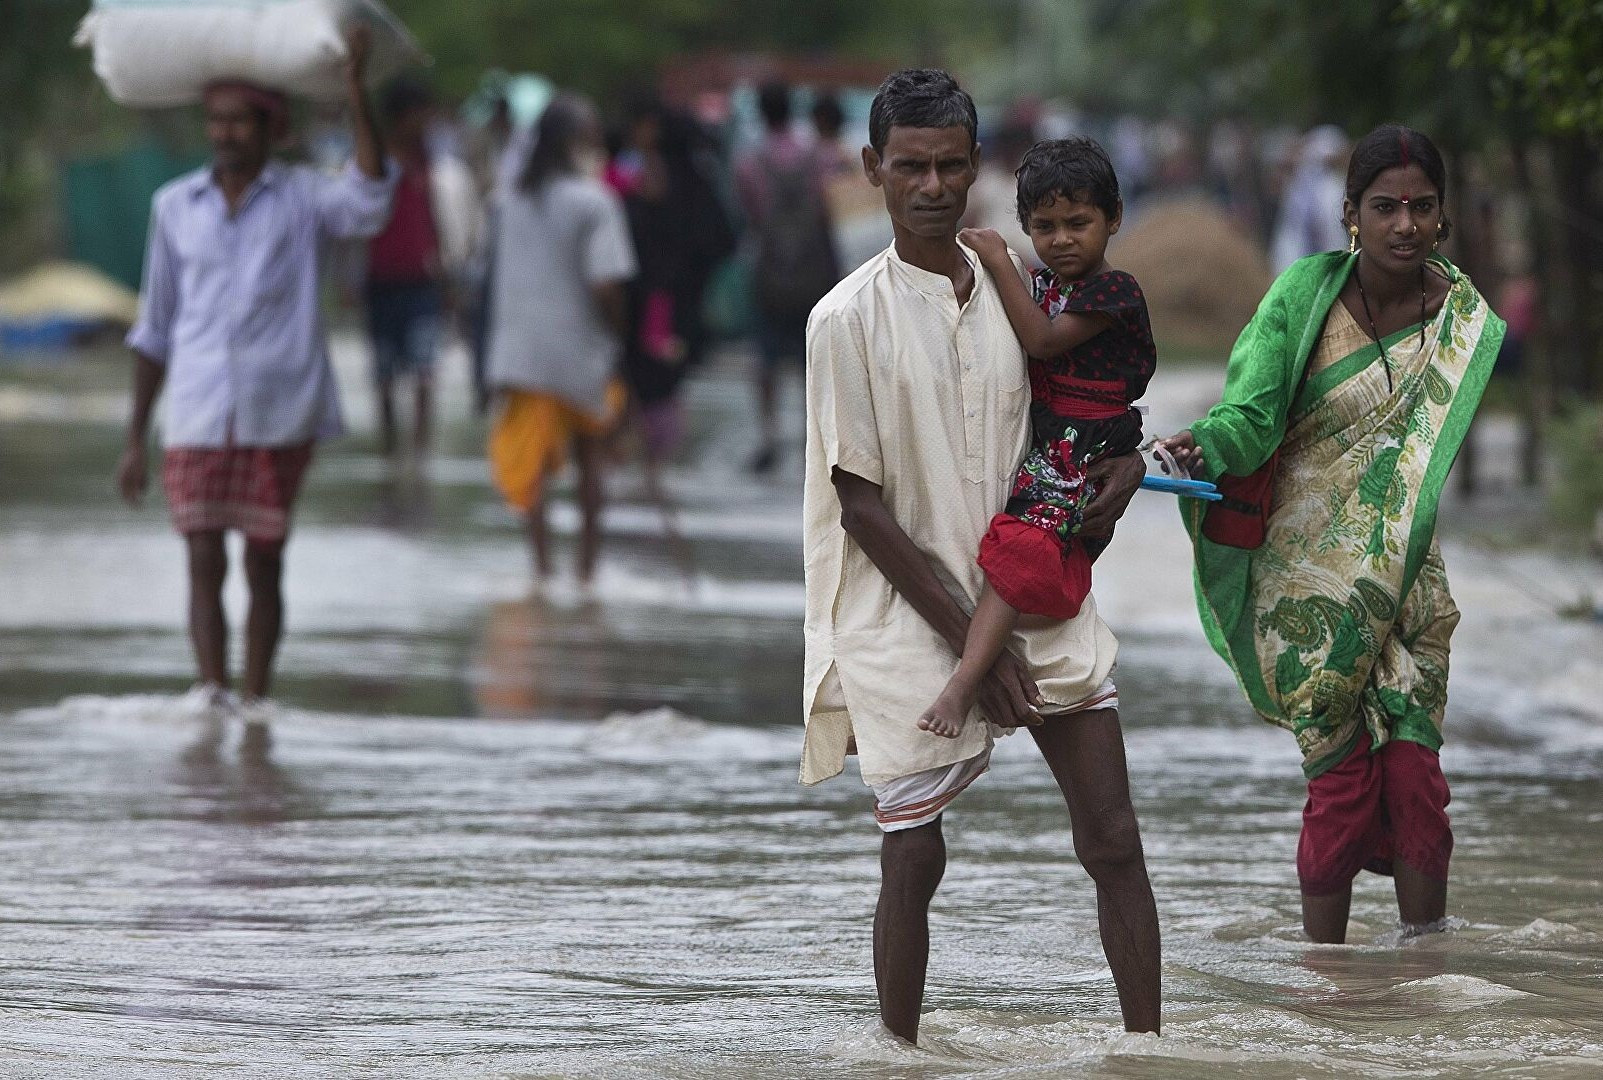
[757,81,792,130]
[867,68,977,155]
[1014,137,1122,226]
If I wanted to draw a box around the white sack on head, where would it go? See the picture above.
[75,0,427,108]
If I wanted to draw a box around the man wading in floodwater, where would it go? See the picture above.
[116,28,394,721]
[800,69,1161,1042]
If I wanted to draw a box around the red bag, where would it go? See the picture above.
[1199,353,1313,550]
[1201,451,1279,549]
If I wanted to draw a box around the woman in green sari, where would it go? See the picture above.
[1157,126,1504,944]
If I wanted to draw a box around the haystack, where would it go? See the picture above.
[0,262,139,325]
[1118,197,1273,353]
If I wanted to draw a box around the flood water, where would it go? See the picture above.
[1,338,1600,1077]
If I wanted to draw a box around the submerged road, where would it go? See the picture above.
[0,334,1599,1077]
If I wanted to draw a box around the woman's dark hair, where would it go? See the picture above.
[1014,137,1120,225]
[520,93,594,193]
[867,68,977,154]
[1344,123,1452,240]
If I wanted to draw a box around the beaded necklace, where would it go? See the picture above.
[1354,252,1427,394]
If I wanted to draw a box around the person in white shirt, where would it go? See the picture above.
[1270,125,1350,272]
[802,68,1160,1043]
[483,94,637,586]
[116,27,395,717]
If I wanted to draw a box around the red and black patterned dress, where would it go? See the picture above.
[977,267,1156,618]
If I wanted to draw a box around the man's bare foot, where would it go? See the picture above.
[918,684,974,738]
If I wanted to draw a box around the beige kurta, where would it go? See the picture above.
[801,242,1119,788]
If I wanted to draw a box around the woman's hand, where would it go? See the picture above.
[1153,430,1204,476]
[958,227,1010,266]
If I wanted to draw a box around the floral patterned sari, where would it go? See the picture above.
[1182,252,1504,777]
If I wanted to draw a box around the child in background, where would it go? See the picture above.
[923,137,1155,737]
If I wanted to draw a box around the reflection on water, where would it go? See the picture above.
[2,345,1600,1075]
[474,598,607,717]
[469,592,802,724]
[175,716,293,826]
[370,461,436,533]
[0,693,1600,1077]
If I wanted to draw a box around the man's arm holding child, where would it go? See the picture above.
[960,227,1108,358]
[833,468,1042,727]
[1079,451,1145,540]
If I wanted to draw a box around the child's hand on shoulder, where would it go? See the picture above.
[959,227,1010,264]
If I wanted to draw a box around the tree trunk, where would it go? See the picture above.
[1509,137,1549,485]
[1551,134,1603,400]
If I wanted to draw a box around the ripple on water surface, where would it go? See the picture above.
[0,695,1599,1077]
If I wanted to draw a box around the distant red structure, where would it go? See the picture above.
[658,52,895,109]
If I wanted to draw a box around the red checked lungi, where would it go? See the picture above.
[161,443,314,544]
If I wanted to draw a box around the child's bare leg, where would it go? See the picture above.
[919,585,1022,738]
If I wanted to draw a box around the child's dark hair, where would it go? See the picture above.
[1014,137,1120,227]
[1344,124,1452,240]
[868,68,977,154]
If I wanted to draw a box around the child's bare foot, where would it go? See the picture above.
[918,684,974,739]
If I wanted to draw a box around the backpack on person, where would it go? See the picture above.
[751,150,839,322]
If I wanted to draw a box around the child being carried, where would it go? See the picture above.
[924,136,1155,738]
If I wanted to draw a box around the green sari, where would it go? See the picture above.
[1182,252,1505,778]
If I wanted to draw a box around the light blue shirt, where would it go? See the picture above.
[127,160,397,448]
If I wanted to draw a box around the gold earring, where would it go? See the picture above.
[1433,223,1442,251]
[1347,224,1359,254]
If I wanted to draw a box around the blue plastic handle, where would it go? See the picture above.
[1140,474,1223,501]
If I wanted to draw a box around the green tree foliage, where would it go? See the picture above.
[386,0,1013,102]
[1398,2,1603,401]
[0,1,103,271]
[1403,0,1603,134]
[1074,0,1488,144]
[0,1,86,125]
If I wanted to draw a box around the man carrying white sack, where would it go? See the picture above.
[116,26,396,722]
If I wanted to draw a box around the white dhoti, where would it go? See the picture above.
[870,677,1119,832]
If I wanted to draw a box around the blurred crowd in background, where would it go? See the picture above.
[1,1,1597,535]
[278,71,1546,485]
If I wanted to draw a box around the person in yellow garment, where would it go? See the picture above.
[484,94,636,585]
[801,69,1157,1044]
